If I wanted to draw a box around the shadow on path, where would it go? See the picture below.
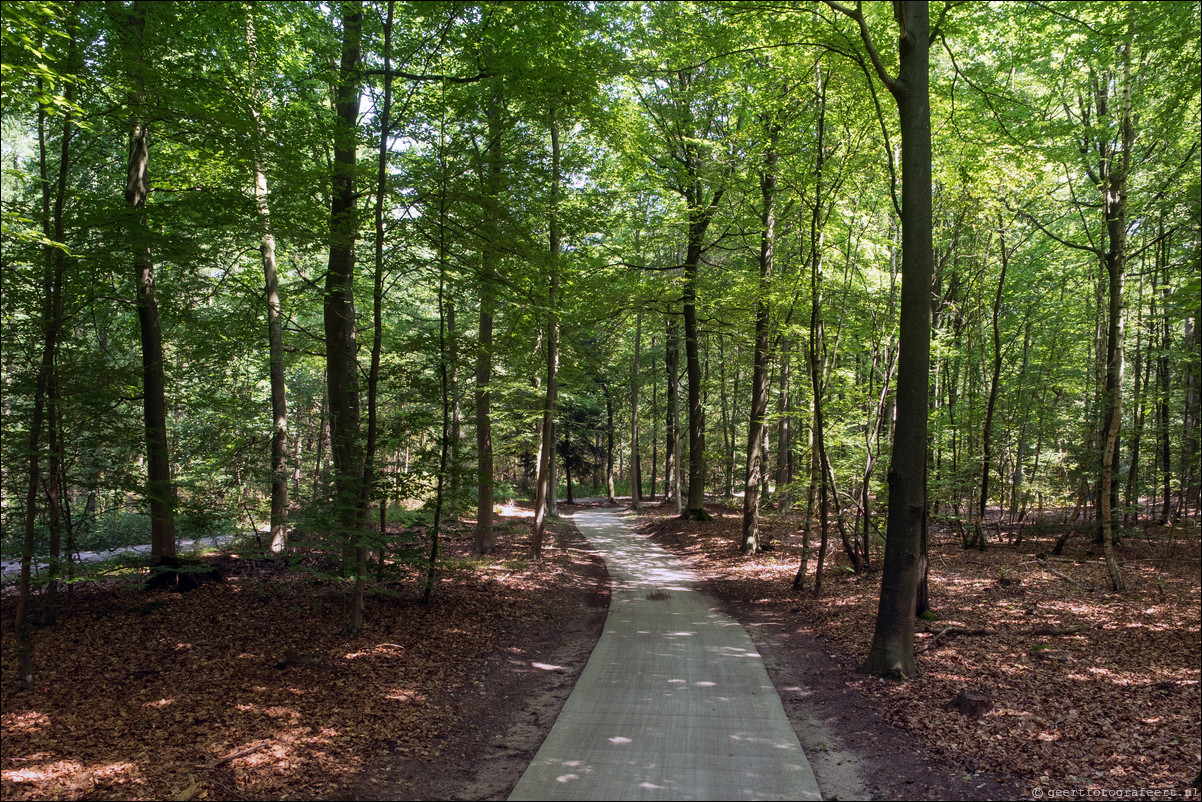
[509,508,822,801]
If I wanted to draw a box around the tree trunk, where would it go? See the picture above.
[475,75,504,554]
[1156,232,1173,523]
[1180,315,1200,517]
[742,124,778,554]
[16,65,75,683]
[448,300,462,521]
[683,205,720,519]
[630,309,643,509]
[605,388,617,503]
[313,388,328,499]
[666,311,683,514]
[324,0,366,631]
[564,422,574,504]
[776,343,792,509]
[1123,277,1149,527]
[853,1,933,680]
[362,0,395,557]
[548,420,558,517]
[532,106,561,558]
[423,200,455,604]
[1009,318,1033,520]
[977,218,1009,548]
[649,363,658,501]
[117,0,176,562]
[247,7,289,554]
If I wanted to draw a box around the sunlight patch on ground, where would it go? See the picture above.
[2,712,50,733]
[4,760,140,793]
[346,643,404,659]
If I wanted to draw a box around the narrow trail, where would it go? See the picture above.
[509,507,821,801]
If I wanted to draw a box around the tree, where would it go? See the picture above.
[324,0,366,631]
[740,109,780,555]
[825,0,936,679]
[627,4,743,520]
[113,0,177,564]
[245,3,289,555]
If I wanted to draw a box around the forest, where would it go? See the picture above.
[1,1,1199,800]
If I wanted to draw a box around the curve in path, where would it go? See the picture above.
[509,507,821,801]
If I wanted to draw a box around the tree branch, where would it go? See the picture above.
[824,1,898,94]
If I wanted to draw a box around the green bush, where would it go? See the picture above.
[177,501,236,543]
[91,511,152,551]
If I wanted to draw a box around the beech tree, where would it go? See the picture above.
[824,0,937,679]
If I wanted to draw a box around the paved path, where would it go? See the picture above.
[509,508,821,801]
[0,533,243,577]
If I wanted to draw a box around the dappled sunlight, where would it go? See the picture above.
[1,711,51,736]
[0,504,605,801]
[635,500,1201,793]
[345,643,404,659]
[382,688,422,702]
[509,508,820,801]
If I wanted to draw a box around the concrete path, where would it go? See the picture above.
[509,508,821,801]
[0,533,243,578]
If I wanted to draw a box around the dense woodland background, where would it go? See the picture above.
[2,1,1200,798]
[1,0,1200,736]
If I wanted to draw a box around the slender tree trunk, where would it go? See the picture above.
[776,343,792,509]
[683,203,721,519]
[362,0,394,558]
[719,341,734,498]
[549,421,558,516]
[1124,272,1149,527]
[742,124,778,554]
[1156,232,1173,523]
[40,14,76,621]
[313,388,328,499]
[448,300,462,520]
[605,387,616,503]
[475,75,504,554]
[564,422,574,504]
[16,79,67,687]
[813,469,831,598]
[666,311,683,514]
[423,215,454,604]
[977,219,1009,548]
[809,242,841,582]
[246,7,289,554]
[649,367,658,501]
[532,107,561,558]
[1098,31,1135,593]
[1010,318,1033,520]
[1180,315,1200,517]
[630,310,643,509]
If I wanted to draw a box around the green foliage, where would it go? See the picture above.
[0,2,1197,623]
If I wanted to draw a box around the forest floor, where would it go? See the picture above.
[2,499,1199,800]
[1,506,610,801]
